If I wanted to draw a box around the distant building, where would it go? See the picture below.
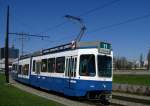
[135,60,140,68]
[0,46,19,70]
[0,47,19,59]
[144,60,148,67]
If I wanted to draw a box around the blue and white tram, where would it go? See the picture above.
[11,41,113,103]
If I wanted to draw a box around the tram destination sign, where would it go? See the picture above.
[98,42,111,54]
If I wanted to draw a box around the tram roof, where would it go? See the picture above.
[19,41,111,59]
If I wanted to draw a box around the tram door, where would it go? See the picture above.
[35,61,41,85]
[65,56,77,89]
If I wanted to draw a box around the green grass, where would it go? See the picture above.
[113,74,150,86]
[0,73,65,106]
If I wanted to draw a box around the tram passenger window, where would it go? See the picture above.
[68,58,72,77]
[33,60,36,72]
[73,58,77,77]
[36,61,41,74]
[70,58,74,77]
[12,64,15,70]
[22,64,29,75]
[56,57,65,73]
[41,59,48,72]
[79,55,96,76]
[14,65,17,71]
[18,65,22,74]
[22,65,25,75]
[98,55,112,77]
[48,58,55,72]
[16,65,18,72]
[65,59,69,76]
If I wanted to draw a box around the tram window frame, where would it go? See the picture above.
[41,59,48,72]
[12,64,15,70]
[73,58,77,77]
[97,55,112,77]
[15,64,17,71]
[68,58,71,76]
[36,61,41,74]
[79,54,96,77]
[22,64,29,75]
[65,57,77,77]
[48,58,55,73]
[56,57,65,73]
[16,65,19,72]
[18,65,22,74]
[65,58,69,76]
[70,58,75,77]
[32,60,36,72]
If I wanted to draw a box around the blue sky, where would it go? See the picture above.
[0,0,150,60]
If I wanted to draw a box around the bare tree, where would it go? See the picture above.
[147,49,150,70]
[120,57,127,70]
[113,56,133,70]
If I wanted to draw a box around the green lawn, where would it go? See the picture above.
[0,73,65,106]
[113,74,150,86]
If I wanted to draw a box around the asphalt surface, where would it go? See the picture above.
[114,70,150,75]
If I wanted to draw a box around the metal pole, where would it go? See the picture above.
[5,5,9,83]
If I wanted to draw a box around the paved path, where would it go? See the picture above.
[112,92,150,106]
[112,99,149,106]
[114,70,150,75]
[113,92,150,101]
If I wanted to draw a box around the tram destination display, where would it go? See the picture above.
[98,42,111,54]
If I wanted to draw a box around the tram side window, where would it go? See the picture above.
[56,57,65,73]
[65,59,69,76]
[70,58,77,77]
[36,61,41,74]
[22,64,29,75]
[15,65,17,71]
[41,59,48,72]
[73,58,77,77]
[98,55,112,77]
[48,58,55,72]
[16,65,18,72]
[18,65,22,74]
[12,64,15,70]
[32,60,36,72]
[79,55,96,76]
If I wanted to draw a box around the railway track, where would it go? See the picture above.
[10,78,150,106]
[112,92,150,106]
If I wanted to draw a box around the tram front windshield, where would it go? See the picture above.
[98,55,112,77]
[79,54,96,76]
